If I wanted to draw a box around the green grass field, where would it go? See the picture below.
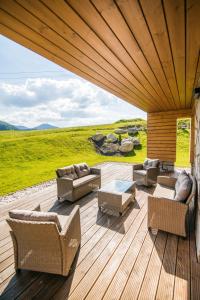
[0,119,190,196]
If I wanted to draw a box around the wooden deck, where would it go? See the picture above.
[0,162,200,300]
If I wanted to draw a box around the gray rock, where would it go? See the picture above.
[128,127,137,135]
[122,137,140,146]
[132,139,141,146]
[92,133,105,143]
[119,141,134,153]
[100,143,119,154]
[114,129,127,135]
[106,133,118,143]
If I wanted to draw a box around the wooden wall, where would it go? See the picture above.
[147,109,192,162]
[0,0,199,113]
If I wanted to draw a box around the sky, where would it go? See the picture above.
[0,35,146,128]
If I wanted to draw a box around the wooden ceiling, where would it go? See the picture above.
[0,0,199,112]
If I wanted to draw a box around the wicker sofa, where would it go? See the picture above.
[133,158,160,187]
[148,172,196,237]
[6,205,81,276]
[56,163,101,202]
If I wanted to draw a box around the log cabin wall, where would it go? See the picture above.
[147,109,192,163]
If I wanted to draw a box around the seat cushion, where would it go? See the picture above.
[74,162,90,178]
[57,165,78,180]
[9,210,62,231]
[73,174,99,188]
[153,184,175,200]
[175,170,192,202]
[133,170,147,176]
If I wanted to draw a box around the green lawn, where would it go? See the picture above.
[0,119,190,196]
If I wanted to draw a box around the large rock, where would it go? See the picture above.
[119,141,134,153]
[114,129,127,135]
[132,138,141,146]
[128,127,138,135]
[100,143,119,154]
[122,137,140,146]
[92,133,105,143]
[106,133,118,143]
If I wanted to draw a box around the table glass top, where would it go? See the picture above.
[99,180,134,194]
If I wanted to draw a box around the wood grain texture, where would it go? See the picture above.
[0,0,199,112]
[0,162,199,299]
[147,109,192,162]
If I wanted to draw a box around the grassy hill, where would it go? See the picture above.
[0,119,190,196]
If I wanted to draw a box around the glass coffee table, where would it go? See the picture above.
[98,180,136,215]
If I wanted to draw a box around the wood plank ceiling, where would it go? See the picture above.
[0,0,199,113]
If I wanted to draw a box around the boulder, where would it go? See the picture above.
[114,128,127,135]
[92,133,105,143]
[122,137,140,146]
[119,141,134,153]
[106,133,118,143]
[132,138,141,146]
[100,143,119,154]
[128,127,138,135]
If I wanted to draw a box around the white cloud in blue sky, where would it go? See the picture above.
[0,36,146,128]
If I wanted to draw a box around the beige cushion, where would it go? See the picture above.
[57,165,78,179]
[154,184,175,200]
[9,210,62,231]
[175,171,192,202]
[73,174,99,188]
[74,163,90,178]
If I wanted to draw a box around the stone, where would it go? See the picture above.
[92,133,105,143]
[119,141,134,153]
[100,143,119,154]
[128,127,137,135]
[122,137,141,146]
[106,133,118,143]
[132,138,141,146]
[114,129,127,135]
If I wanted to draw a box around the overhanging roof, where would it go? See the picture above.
[0,0,199,112]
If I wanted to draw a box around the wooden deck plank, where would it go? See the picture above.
[137,231,168,300]
[120,229,157,300]
[156,234,178,300]
[173,237,190,300]
[0,162,199,299]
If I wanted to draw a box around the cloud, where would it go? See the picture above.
[0,77,146,127]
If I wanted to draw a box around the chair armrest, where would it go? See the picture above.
[157,176,177,188]
[60,206,81,275]
[90,167,101,176]
[56,177,73,200]
[148,196,188,236]
[133,163,143,170]
[57,177,73,188]
[60,205,81,236]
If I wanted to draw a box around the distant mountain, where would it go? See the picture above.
[15,125,30,130]
[32,123,58,130]
[0,121,18,131]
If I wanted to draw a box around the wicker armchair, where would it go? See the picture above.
[148,175,196,237]
[6,205,81,276]
[133,159,160,187]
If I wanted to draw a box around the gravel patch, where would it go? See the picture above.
[0,179,56,204]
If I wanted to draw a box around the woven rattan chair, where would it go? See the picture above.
[133,159,160,187]
[7,205,81,276]
[148,175,196,237]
